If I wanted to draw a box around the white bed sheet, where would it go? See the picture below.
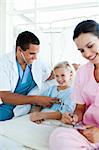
[0,114,73,150]
[0,115,56,150]
[0,134,34,150]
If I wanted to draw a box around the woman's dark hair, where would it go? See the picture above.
[73,20,99,40]
[16,31,40,51]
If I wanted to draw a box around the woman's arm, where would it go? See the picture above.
[81,126,99,143]
[74,103,86,122]
[61,103,86,125]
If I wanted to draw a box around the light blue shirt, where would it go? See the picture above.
[41,85,75,114]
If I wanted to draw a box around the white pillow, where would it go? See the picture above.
[13,104,31,117]
[13,86,39,117]
[13,79,56,117]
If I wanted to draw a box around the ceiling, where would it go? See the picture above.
[6,0,99,30]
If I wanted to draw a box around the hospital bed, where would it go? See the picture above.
[0,80,72,150]
[0,115,56,150]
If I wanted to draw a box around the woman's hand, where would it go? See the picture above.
[61,112,78,125]
[80,126,99,143]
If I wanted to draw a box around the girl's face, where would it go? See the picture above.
[54,67,71,87]
[75,33,99,65]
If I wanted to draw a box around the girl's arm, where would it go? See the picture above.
[30,105,41,113]
[42,111,62,120]
[30,111,62,122]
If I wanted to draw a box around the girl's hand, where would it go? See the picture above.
[30,112,46,123]
[80,126,99,143]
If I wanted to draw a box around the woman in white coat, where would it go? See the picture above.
[0,31,59,121]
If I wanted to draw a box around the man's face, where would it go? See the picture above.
[20,44,40,64]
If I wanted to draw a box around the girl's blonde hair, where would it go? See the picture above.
[54,61,72,71]
[53,61,75,85]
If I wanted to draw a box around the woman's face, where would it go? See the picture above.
[75,33,99,65]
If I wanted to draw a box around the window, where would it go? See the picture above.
[1,0,99,65]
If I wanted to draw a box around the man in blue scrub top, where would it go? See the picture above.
[0,31,59,121]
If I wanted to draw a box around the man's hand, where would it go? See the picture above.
[81,126,99,143]
[35,96,60,107]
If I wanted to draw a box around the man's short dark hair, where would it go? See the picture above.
[16,31,40,51]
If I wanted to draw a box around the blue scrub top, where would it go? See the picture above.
[3,61,37,110]
[14,61,36,95]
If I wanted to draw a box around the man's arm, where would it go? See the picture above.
[0,91,60,106]
[47,71,54,80]
[0,91,37,105]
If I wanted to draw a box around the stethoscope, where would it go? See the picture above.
[21,51,28,65]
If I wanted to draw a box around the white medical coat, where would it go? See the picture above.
[0,51,51,93]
